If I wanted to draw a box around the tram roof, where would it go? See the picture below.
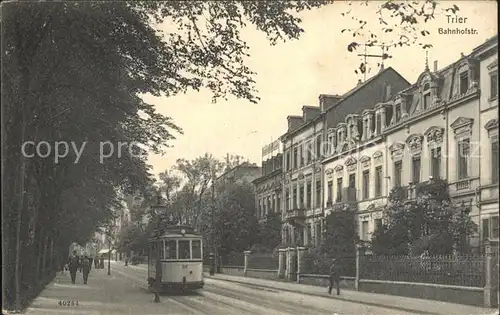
[148,224,201,239]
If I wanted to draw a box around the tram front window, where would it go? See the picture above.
[165,240,177,259]
[178,240,190,259]
[192,240,201,259]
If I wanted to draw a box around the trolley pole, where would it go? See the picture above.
[211,173,216,275]
[154,215,161,303]
[151,192,165,303]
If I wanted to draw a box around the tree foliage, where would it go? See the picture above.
[214,182,260,257]
[255,212,283,251]
[341,1,461,75]
[371,180,477,256]
[2,1,327,310]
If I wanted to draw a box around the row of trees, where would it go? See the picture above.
[2,2,328,311]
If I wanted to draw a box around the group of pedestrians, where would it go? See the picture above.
[66,250,105,284]
[66,251,92,284]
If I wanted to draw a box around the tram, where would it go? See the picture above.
[147,225,204,292]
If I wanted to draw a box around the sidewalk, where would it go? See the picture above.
[204,273,497,315]
[23,263,185,315]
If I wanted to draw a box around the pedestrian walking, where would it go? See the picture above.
[67,251,79,284]
[94,255,99,269]
[82,255,91,284]
[88,256,93,271]
[328,258,341,296]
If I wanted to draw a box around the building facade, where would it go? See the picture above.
[253,140,283,223]
[280,67,411,247]
[254,35,498,249]
[322,35,498,247]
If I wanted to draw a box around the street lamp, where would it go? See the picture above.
[150,192,166,303]
[107,226,115,276]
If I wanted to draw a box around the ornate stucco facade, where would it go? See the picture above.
[253,35,498,249]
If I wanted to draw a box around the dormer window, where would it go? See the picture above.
[423,83,431,110]
[395,104,402,121]
[460,71,469,94]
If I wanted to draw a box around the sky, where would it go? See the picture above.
[142,1,498,178]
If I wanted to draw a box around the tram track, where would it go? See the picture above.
[112,264,261,314]
[116,265,326,314]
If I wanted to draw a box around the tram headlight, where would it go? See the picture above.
[180,229,186,236]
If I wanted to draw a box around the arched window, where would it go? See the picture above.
[423,82,431,110]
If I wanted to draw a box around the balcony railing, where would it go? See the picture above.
[286,205,305,220]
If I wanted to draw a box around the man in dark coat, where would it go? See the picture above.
[67,251,79,284]
[82,255,91,284]
[328,258,341,295]
[94,255,99,269]
[88,256,93,271]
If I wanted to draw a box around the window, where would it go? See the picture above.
[431,147,441,179]
[307,142,312,164]
[395,104,401,121]
[315,223,321,245]
[299,185,304,207]
[374,219,383,232]
[306,181,312,208]
[483,216,500,240]
[316,136,322,158]
[412,156,421,183]
[286,152,291,171]
[458,139,470,179]
[492,138,499,183]
[165,240,177,259]
[349,173,356,188]
[394,161,403,186]
[159,240,165,259]
[277,195,281,213]
[292,185,296,208]
[293,147,298,169]
[300,145,304,166]
[362,170,370,200]
[191,240,201,259]
[361,220,369,241]
[316,180,321,206]
[491,71,498,99]
[376,114,381,134]
[459,71,469,94]
[178,240,190,259]
[258,200,262,218]
[375,166,382,197]
[423,93,430,110]
[364,120,369,139]
[307,224,312,244]
[327,181,333,203]
[285,189,290,211]
[262,199,266,216]
[336,178,343,201]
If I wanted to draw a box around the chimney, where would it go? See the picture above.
[433,60,438,72]
[319,94,343,112]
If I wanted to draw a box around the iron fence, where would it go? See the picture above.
[360,254,486,287]
[248,253,279,270]
[302,255,356,277]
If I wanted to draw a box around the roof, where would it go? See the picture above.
[280,67,409,140]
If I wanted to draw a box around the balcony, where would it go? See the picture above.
[285,205,305,226]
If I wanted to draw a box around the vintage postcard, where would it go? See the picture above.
[2,1,498,314]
